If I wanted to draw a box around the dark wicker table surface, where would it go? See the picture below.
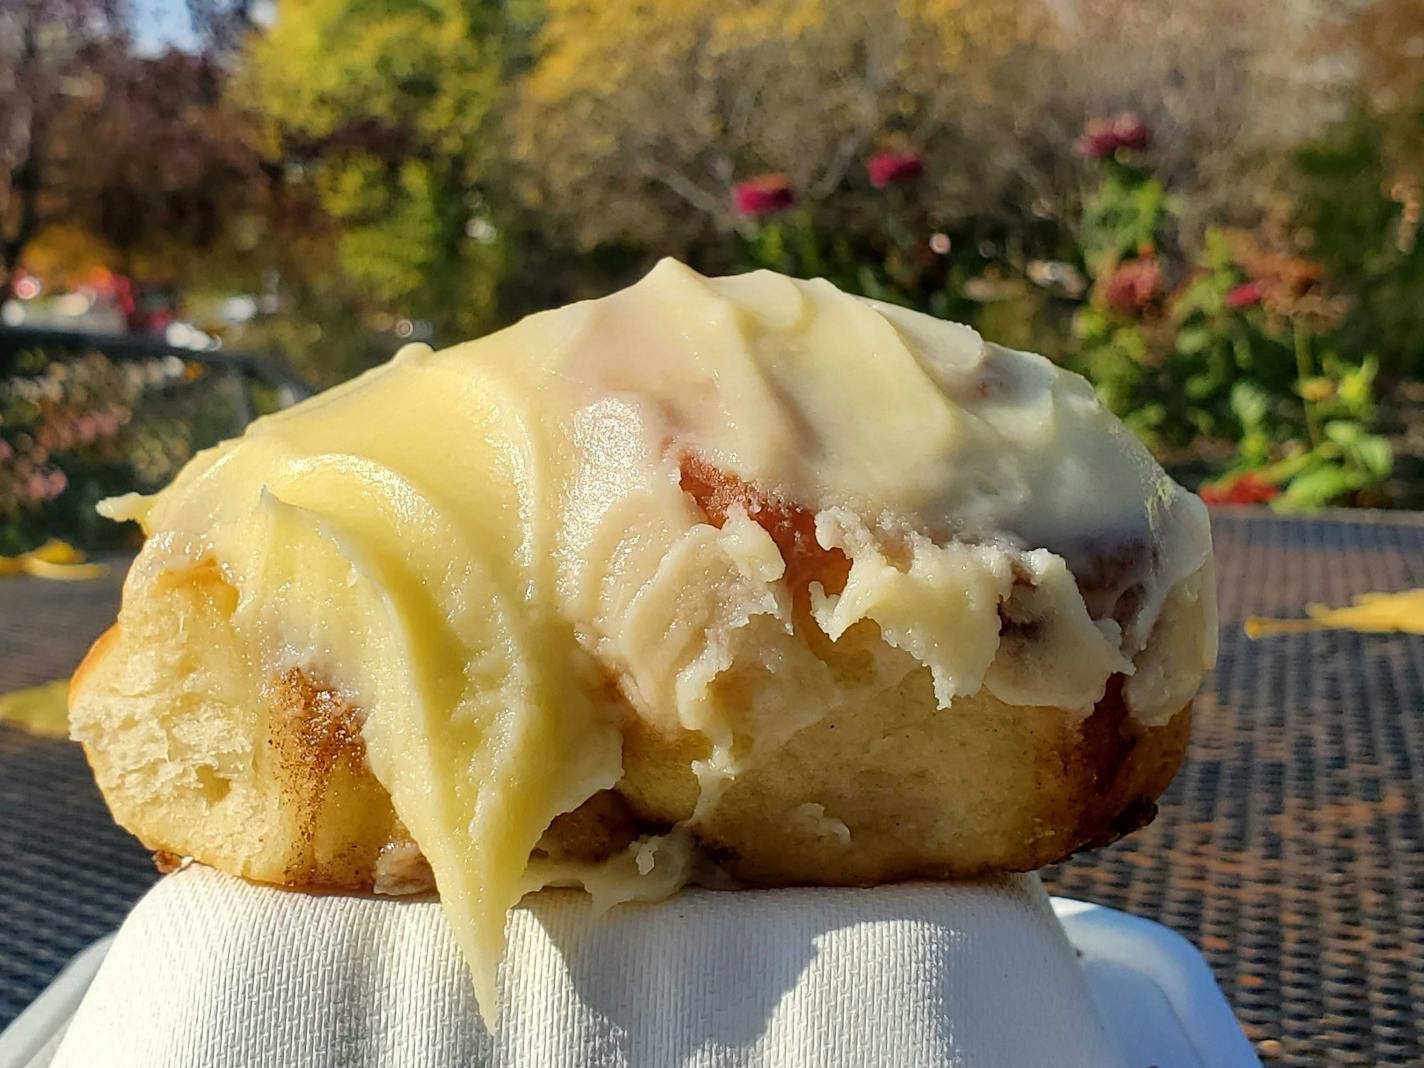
[2,511,1422,1066]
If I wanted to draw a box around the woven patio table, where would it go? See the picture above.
[2,510,1421,1066]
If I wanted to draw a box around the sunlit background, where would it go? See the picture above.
[3,0,1423,556]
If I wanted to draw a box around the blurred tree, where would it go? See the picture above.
[1326,0,1424,183]
[515,0,1054,253]
[184,0,258,56]
[1296,110,1424,381]
[1045,0,1332,240]
[1296,0,1424,380]
[516,0,1333,263]
[66,51,267,285]
[242,0,535,339]
[18,223,116,290]
[0,0,128,303]
[1,0,270,309]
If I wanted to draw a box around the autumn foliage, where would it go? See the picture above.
[2,0,1422,548]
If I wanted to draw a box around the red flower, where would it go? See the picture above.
[1200,472,1280,506]
[1102,253,1163,314]
[867,150,924,188]
[734,175,796,217]
[1076,112,1152,158]
[1225,281,1266,309]
[1111,112,1151,150]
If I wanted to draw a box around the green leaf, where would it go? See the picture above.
[1202,228,1237,272]
[1279,462,1363,510]
[1176,326,1213,356]
[1324,420,1363,448]
[1259,447,1317,484]
[1355,436,1393,479]
[1185,373,1218,400]
[1239,428,1273,466]
[1323,421,1393,479]
[1336,356,1379,414]
[1230,380,1270,430]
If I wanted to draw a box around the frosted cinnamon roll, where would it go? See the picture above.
[72,260,1216,1019]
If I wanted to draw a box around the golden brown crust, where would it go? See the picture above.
[1065,678,1191,854]
[74,625,120,807]
[71,623,118,699]
[152,849,186,874]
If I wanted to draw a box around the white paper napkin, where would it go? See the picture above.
[48,865,1125,1067]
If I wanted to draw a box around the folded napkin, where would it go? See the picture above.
[49,865,1124,1067]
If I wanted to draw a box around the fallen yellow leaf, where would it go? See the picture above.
[0,540,108,581]
[0,679,71,738]
[27,539,86,565]
[1246,588,1424,638]
[21,557,108,581]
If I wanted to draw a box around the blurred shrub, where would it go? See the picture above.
[732,161,1000,325]
[234,285,396,391]
[1294,107,1424,382]
[0,351,254,553]
[1066,125,1392,510]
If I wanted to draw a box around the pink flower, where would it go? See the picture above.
[867,150,924,188]
[45,470,67,497]
[0,440,11,463]
[734,174,796,217]
[1076,112,1152,159]
[1102,254,1163,314]
[1225,281,1266,309]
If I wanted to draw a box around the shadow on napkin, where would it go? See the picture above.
[524,875,1096,1065]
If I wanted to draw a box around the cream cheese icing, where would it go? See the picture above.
[101,259,1215,1021]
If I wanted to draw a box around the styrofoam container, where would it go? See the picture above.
[1052,898,1261,1067]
